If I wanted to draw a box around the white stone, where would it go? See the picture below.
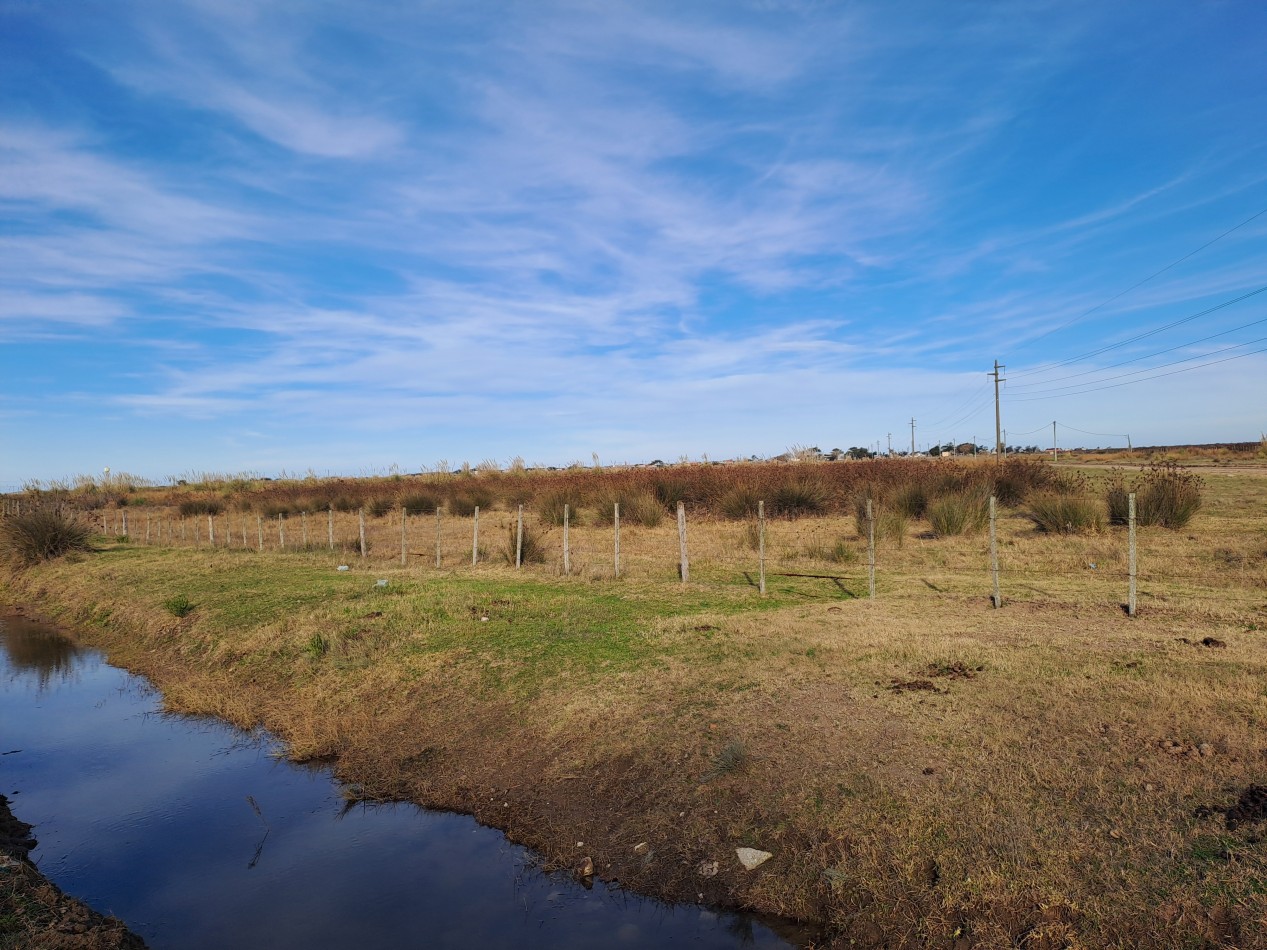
[736,847,773,871]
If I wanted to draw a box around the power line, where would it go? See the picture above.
[1005,313,1267,390]
[923,380,993,430]
[1007,334,1267,396]
[1010,204,1267,356]
[1008,343,1267,401]
[1008,284,1267,380]
[1057,423,1129,439]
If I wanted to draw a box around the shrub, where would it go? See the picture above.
[332,495,358,513]
[162,594,195,617]
[502,519,547,565]
[1028,492,1103,534]
[400,492,440,515]
[928,490,989,536]
[1107,463,1204,528]
[0,508,92,565]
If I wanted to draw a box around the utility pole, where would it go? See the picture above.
[910,418,916,455]
[887,433,892,456]
[989,360,1005,458]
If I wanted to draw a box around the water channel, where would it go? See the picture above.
[0,612,804,948]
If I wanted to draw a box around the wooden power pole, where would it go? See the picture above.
[989,360,1005,458]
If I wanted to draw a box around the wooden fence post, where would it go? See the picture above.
[206,513,213,546]
[435,507,442,568]
[401,508,408,567]
[613,503,621,578]
[279,513,285,550]
[758,500,766,596]
[359,509,367,559]
[145,515,151,544]
[563,504,570,575]
[472,506,480,566]
[122,511,129,537]
[1128,492,1137,617]
[866,499,876,600]
[677,502,689,583]
[516,505,524,569]
[989,496,1001,608]
[256,516,263,552]
[328,506,334,551]
[302,511,309,549]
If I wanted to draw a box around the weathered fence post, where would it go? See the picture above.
[358,508,367,559]
[302,511,309,549]
[758,500,766,596]
[990,495,1001,608]
[866,499,876,600]
[435,507,442,569]
[613,503,621,578]
[279,513,286,550]
[472,506,480,566]
[516,505,524,569]
[563,504,570,575]
[242,517,248,547]
[328,506,334,551]
[1128,492,1137,617]
[122,511,129,537]
[677,502,689,584]
[145,515,151,544]
[401,508,408,567]
[256,516,263,552]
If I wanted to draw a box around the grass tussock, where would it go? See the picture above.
[1107,463,1204,528]
[928,489,990,536]
[1028,491,1104,534]
[502,519,548,565]
[0,508,92,565]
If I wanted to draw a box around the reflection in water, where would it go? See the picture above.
[0,613,84,689]
[0,612,808,949]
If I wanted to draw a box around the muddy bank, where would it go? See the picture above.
[0,794,147,950]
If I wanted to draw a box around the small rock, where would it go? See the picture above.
[696,860,720,877]
[736,847,773,871]
[633,842,649,855]
[1199,743,1215,757]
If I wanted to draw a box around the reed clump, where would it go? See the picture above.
[0,508,92,565]
[1106,463,1204,528]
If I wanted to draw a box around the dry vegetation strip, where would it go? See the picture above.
[3,465,1266,948]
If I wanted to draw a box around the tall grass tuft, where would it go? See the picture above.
[449,488,493,517]
[367,497,395,518]
[769,475,829,519]
[890,483,928,519]
[178,499,224,517]
[1107,463,1204,528]
[928,490,989,536]
[1028,492,1103,534]
[590,490,664,527]
[718,487,762,520]
[536,487,582,526]
[502,520,547,564]
[400,492,440,515]
[0,508,92,565]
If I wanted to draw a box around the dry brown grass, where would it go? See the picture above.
[4,466,1267,947]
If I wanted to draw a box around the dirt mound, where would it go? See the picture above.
[1225,785,1267,829]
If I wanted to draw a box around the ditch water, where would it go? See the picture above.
[0,612,803,949]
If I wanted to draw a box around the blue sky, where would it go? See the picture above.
[2,0,1265,488]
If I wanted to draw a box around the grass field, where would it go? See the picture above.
[3,463,1266,947]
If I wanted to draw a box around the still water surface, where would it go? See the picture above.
[0,612,800,948]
